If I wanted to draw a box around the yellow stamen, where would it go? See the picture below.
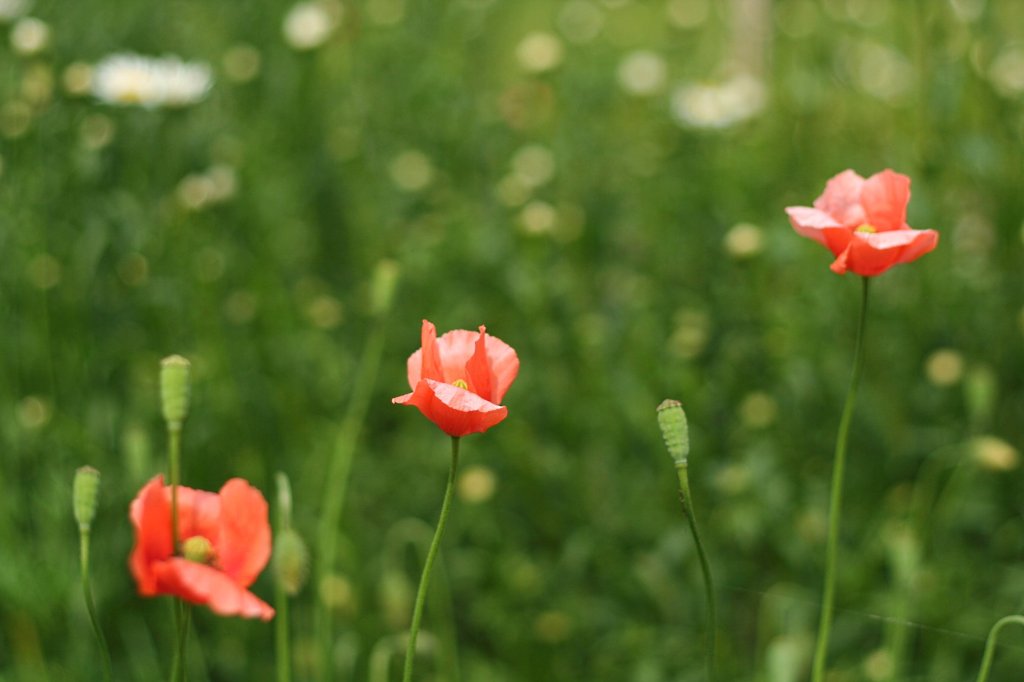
[452,379,469,390]
[855,224,877,234]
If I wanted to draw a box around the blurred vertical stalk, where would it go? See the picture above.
[402,436,461,682]
[975,615,1024,682]
[315,260,399,681]
[811,277,870,682]
[275,472,310,682]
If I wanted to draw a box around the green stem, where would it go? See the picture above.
[676,465,717,681]
[976,615,1024,682]
[811,276,871,682]
[169,605,191,682]
[402,437,461,682]
[169,427,182,550]
[80,529,113,682]
[167,425,188,682]
[316,320,388,681]
[276,581,291,682]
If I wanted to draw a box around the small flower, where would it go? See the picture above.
[129,475,274,620]
[92,53,212,108]
[786,169,939,276]
[392,320,519,437]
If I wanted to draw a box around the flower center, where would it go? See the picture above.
[452,379,469,390]
[182,535,215,564]
[855,224,877,234]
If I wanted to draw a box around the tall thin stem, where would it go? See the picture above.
[168,425,188,682]
[676,465,717,681]
[402,437,461,682]
[975,615,1024,682]
[80,529,113,682]
[811,276,871,682]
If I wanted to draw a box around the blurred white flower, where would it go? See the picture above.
[283,1,341,51]
[10,16,49,55]
[671,73,766,129]
[92,54,212,108]
[0,0,30,22]
[617,50,666,96]
[516,32,564,73]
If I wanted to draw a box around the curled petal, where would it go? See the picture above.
[466,326,495,402]
[831,229,939,276]
[786,206,852,256]
[410,320,444,387]
[155,558,275,621]
[861,169,910,232]
[393,379,508,437]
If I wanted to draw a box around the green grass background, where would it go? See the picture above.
[2,0,1023,680]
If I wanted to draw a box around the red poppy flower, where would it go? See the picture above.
[393,320,519,437]
[129,475,274,621]
[786,169,939,276]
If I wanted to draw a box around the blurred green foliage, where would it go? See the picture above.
[2,0,1024,680]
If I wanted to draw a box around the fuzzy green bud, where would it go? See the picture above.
[274,528,310,596]
[73,466,101,532]
[369,259,400,316]
[657,399,690,467]
[160,355,191,430]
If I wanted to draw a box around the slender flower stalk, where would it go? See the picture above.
[975,615,1024,682]
[74,466,113,682]
[657,400,717,681]
[403,436,461,682]
[811,276,871,682]
[160,355,191,682]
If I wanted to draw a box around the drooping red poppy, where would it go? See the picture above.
[129,475,274,621]
[392,320,519,437]
[786,169,939,276]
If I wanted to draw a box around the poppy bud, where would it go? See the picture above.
[274,528,310,596]
[369,259,400,316]
[73,466,101,532]
[160,355,191,430]
[657,399,689,467]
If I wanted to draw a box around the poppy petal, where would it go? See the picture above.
[409,320,444,388]
[156,558,275,621]
[216,479,272,588]
[172,485,221,543]
[129,475,174,594]
[484,335,519,404]
[840,229,939,276]
[861,169,910,232]
[394,379,508,437]
[813,169,866,227]
[786,206,853,256]
[436,328,482,384]
[465,326,495,402]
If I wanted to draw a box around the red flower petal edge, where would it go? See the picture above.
[129,475,274,621]
[786,169,939,276]
[393,320,520,437]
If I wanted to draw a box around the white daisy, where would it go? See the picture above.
[92,53,212,108]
